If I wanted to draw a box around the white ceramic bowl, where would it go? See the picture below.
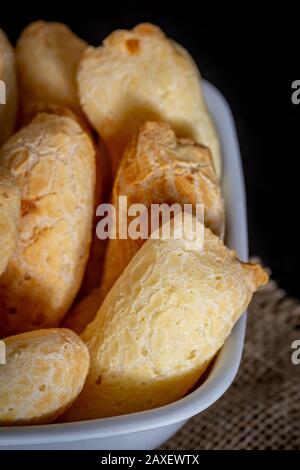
[0,81,248,450]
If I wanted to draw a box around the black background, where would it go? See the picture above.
[1,4,299,298]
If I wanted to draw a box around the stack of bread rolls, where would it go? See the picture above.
[0,21,268,425]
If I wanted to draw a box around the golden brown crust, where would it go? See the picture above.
[0,328,90,425]
[0,29,18,147]
[0,167,20,276]
[101,121,224,298]
[31,105,109,301]
[77,23,221,177]
[16,21,86,123]
[63,214,268,421]
[0,113,96,337]
[241,261,269,290]
[19,102,108,300]
[66,121,224,333]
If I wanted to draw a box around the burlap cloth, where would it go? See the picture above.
[162,262,300,450]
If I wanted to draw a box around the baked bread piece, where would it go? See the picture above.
[102,121,224,295]
[0,328,89,425]
[77,23,221,177]
[30,103,108,299]
[0,167,20,276]
[16,21,86,123]
[0,113,95,337]
[0,29,18,147]
[66,121,225,333]
[63,214,268,421]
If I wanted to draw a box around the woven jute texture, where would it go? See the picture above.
[162,270,300,450]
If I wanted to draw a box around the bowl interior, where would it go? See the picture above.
[0,80,248,445]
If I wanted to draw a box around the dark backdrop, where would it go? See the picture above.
[1,4,299,298]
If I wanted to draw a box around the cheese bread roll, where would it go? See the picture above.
[65,121,224,334]
[77,23,221,177]
[0,167,20,276]
[0,113,95,337]
[101,121,224,297]
[0,329,89,425]
[27,103,108,299]
[16,21,86,122]
[63,214,268,421]
[0,29,18,147]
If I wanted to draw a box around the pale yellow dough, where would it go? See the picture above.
[32,104,108,299]
[63,214,268,421]
[0,328,90,425]
[65,121,224,334]
[77,23,221,177]
[16,21,87,122]
[101,121,224,296]
[0,113,95,337]
[0,29,18,147]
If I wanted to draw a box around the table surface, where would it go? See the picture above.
[1,5,299,298]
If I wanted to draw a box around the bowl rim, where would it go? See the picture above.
[0,80,248,445]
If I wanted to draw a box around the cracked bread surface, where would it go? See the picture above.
[0,328,89,425]
[101,121,225,298]
[63,214,268,421]
[77,23,221,177]
[66,121,225,333]
[0,113,95,337]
